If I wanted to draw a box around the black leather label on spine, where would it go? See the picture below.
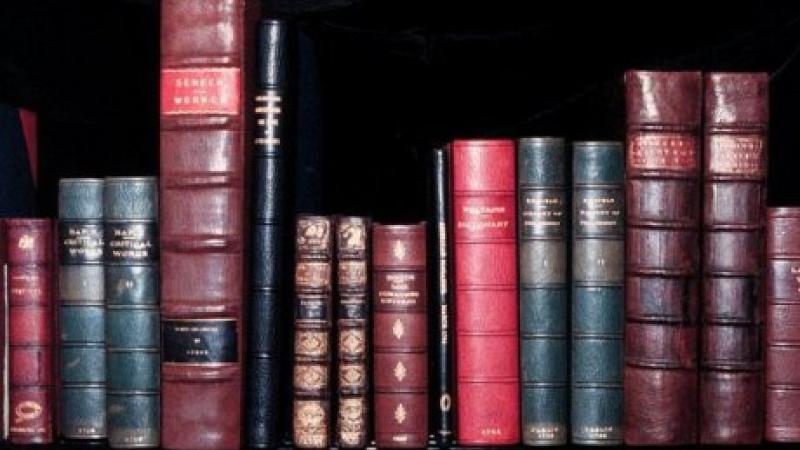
[574,188,624,236]
[162,319,237,364]
[339,298,367,320]
[520,189,566,239]
[296,296,330,321]
[59,221,104,263]
[105,222,158,262]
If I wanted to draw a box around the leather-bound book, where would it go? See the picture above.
[518,137,568,445]
[372,223,427,448]
[335,216,370,448]
[700,72,768,444]
[766,208,800,442]
[160,1,258,448]
[452,139,519,445]
[571,141,624,445]
[7,219,53,444]
[0,220,5,442]
[293,215,333,449]
[104,177,159,448]
[430,146,453,445]
[58,178,106,441]
[248,18,291,449]
[624,71,702,445]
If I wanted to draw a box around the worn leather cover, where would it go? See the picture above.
[452,139,519,445]
[700,72,767,444]
[571,141,624,445]
[58,178,106,441]
[104,178,159,448]
[160,1,258,448]
[517,137,567,445]
[624,70,702,445]
[766,208,800,442]
[7,219,53,444]
[430,147,453,445]
[372,223,427,448]
[335,217,370,448]
[293,216,333,449]
[247,18,291,449]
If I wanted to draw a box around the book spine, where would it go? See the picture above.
[623,70,702,445]
[430,147,453,445]
[247,18,290,449]
[452,139,519,445]
[571,142,624,445]
[104,178,159,448]
[700,72,768,444]
[7,219,53,444]
[293,216,333,449]
[335,217,370,448]
[0,220,5,442]
[58,178,106,441]
[372,223,427,448]
[765,208,800,442]
[518,137,568,445]
[160,1,258,448]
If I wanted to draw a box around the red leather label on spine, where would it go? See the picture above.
[707,134,765,176]
[628,132,698,170]
[161,68,241,115]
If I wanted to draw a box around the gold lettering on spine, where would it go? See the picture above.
[255,90,282,146]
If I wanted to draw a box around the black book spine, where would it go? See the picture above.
[58,178,106,441]
[431,147,453,445]
[247,18,290,448]
[570,142,624,445]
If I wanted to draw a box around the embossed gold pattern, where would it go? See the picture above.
[339,364,365,387]
[295,331,328,356]
[393,361,407,382]
[339,223,366,252]
[294,365,328,391]
[393,241,406,260]
[338,329,365,355]
[294,401,328,447]
[392,319,404,339]
[394,403,407,424]
[337,397,366,446]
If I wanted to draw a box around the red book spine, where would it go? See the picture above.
[624,71,702,445]
[700,72,767,444]
[7,219,53,444]
[159,1,258,449]
[766,208,800,441]
[452,139,519,445]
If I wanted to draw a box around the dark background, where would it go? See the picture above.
[2,1,800,221]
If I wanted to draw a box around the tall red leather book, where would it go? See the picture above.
[7,219,53,444]
[766,208,800,442]
[624,71,702,445]
[452,139,519,445]
[160,1,258,448]
[700,72,767,444]
[372,223,428,448]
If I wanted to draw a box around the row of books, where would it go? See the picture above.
[0,69,786,449]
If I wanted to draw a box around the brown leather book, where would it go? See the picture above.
[293,216,334,449]
[700,72,768,444]
[766,208,800,442]
[159,1,259,449]
[335,217,370,448]
[624,70,702,445]
[372,223,428,448]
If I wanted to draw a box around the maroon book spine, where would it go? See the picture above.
[766,208,800,441]
[7,219,53,444]
[372,224,428,448]
[624,71,702,445]
[452,139,519,445]
[700,72,768,444]
[159,1,259,449]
